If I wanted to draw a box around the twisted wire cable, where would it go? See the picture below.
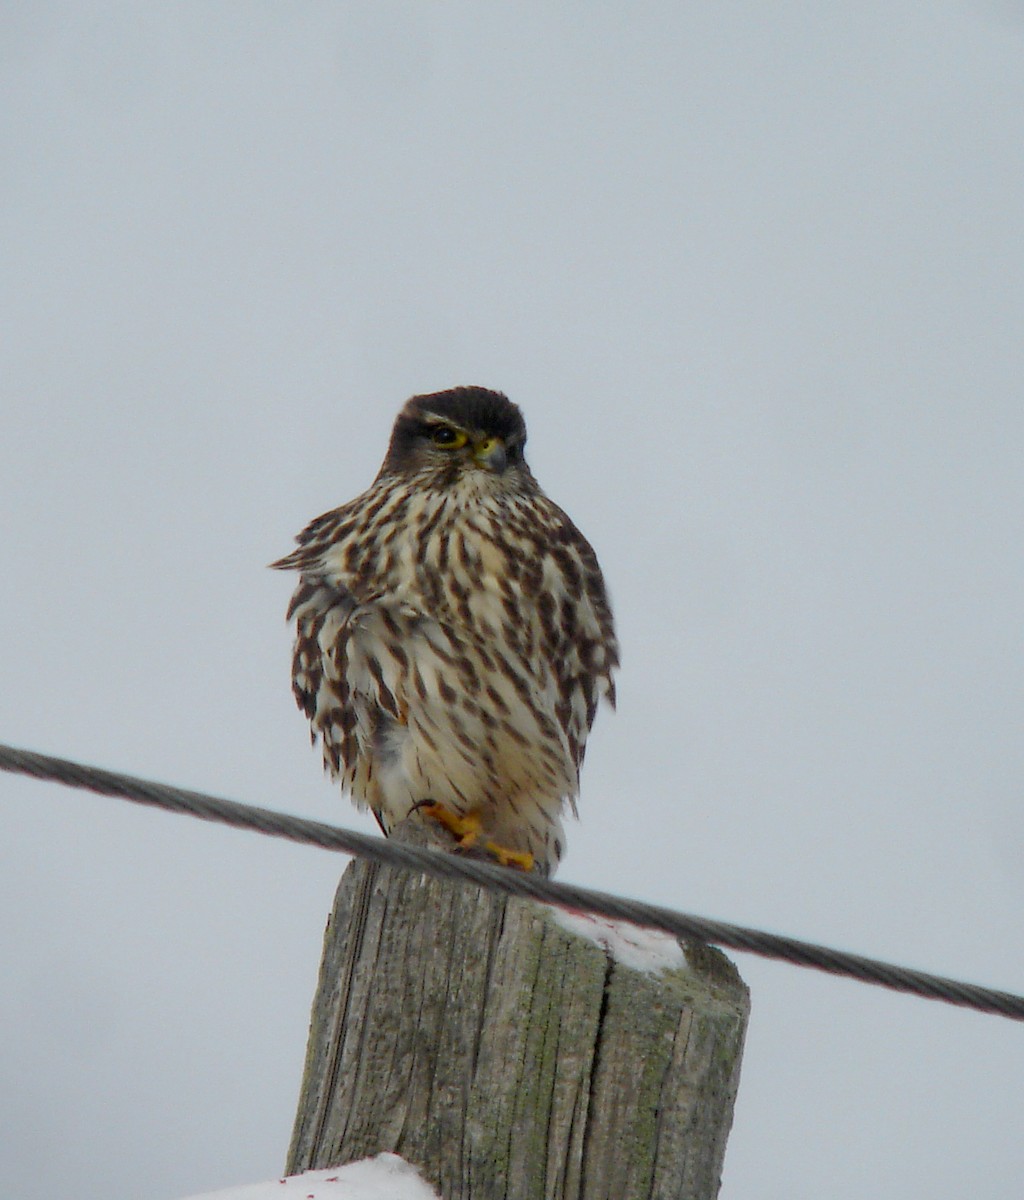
[2,741,1022,1021]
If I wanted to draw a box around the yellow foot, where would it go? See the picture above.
[415,802,483,850]
[413,803,534,871]
[484,841,535,872]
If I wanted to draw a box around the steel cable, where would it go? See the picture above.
[2,740,1022,1021]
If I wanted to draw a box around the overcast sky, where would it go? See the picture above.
[2,4,1023,1199]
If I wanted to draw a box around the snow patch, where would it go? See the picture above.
[178,1153,440,1200]
[549,907,687,974]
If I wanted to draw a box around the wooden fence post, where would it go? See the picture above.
[286,817,749,1200]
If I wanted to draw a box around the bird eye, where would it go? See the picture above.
[429,425,467,449]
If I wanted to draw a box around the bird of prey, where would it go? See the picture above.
[272,386,617,874]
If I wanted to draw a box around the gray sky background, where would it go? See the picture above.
[2,5,1023,1198]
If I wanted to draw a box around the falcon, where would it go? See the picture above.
[272,386,617,874]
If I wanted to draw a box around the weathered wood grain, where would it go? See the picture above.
[287,818,749,1199]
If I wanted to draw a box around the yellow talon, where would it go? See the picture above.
[415,803,534,871]
[484,841,535,872]
[417,802,483,848]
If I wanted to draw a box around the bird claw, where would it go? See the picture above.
[483,841,535,872]
[414,802,534,871]
[414,801,483,848]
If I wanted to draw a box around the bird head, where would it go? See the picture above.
[379,386,532,490]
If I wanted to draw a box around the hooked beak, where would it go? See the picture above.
[472,436,507,473]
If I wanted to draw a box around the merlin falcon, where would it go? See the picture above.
[273,386,618,874]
